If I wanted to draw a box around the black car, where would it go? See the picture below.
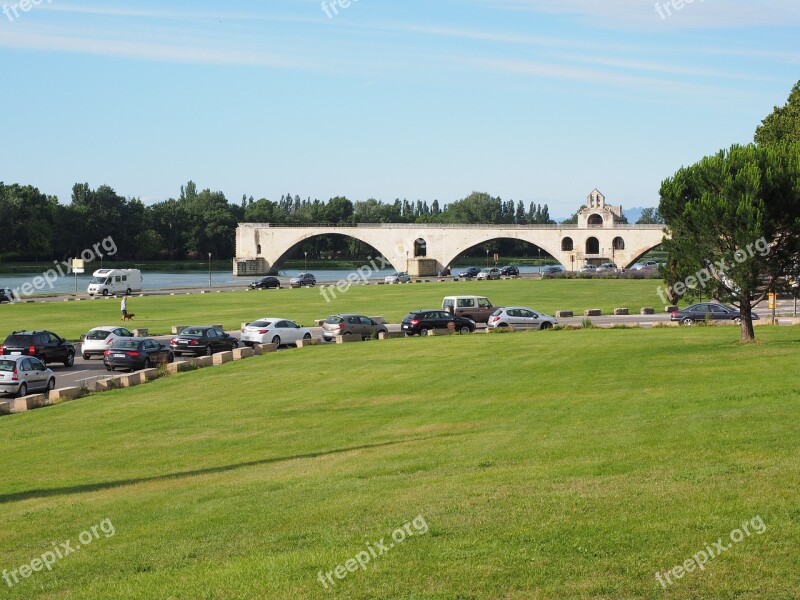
[541,266,565,275]
[500,266,520,276]
[0,330,75,366]
[170,326,239,356]
[0,288,15,303]
[458,267,481,278]
[401,310,476,336]
[249,276,280,290]
[104,337,174,371]
[670,302,759,325]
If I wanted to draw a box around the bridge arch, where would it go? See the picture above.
[265,231,403,274]
[443,234,562,270]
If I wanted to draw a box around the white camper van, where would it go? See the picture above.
[87,269,143,296]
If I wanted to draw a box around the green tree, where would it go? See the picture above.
[659,143,800,342]
[755,80,800,146]
[636,207,664,224]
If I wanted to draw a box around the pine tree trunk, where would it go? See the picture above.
[739,299,756,343]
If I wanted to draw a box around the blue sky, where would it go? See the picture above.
[1,0,798,217]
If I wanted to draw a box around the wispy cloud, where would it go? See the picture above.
[482,0,800,28]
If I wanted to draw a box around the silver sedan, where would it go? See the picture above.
[487,306,557,330]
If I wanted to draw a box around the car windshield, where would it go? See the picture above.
[325,316,344,324]
[182,328,207,336]
[111,339,140,349]
[0,360,15,371]
[249,321,272,328]
[87,330,111,340]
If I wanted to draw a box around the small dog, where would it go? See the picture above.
[121,313,135,321]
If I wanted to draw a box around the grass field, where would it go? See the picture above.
[0,278,677,339]
[1,326,798,598]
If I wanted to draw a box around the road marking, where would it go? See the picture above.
[66,370,89,376]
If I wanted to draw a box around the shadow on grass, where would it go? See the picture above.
[0,434,455,505]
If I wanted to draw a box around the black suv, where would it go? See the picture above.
[500,266,520,276]
[401,310,476,336]
[0,288,15,303]
[0,330,76,366]
[458,267,481,278]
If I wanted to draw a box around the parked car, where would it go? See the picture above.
[401,310,476,336]
[241,318,312,347]
[595,262,618,273]
[442,295,498,323]
[499,266,520,276]
[0,288,15,303]
[82,326,134,360]
[170,326,239,356]
[541,266,565,275]
[458,267,481,278]
[579,264,597,273]
[631,261,659,271]
[321,314,388,341]
[477,267,501,280]
[289,273,316,288]
[487,307,557,330]
[385,272,411,284]
[103,337,174,371]
[670,302,759,325]
[249,276,280,290]
[437,267,451,277]
[0,330,75,367]
[0,355,55,397]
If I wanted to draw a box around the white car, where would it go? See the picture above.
[240,318,312,347]
[630,261,659,271]
[385,272,411,284]
[82,326,134,360]
[487,306,557,330]
[595,262,618,273]
[477,267,501,280]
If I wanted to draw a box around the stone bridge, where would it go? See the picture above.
[233,223,665,276]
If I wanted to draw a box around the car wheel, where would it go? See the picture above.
[17,382,27,398]
[734,317,742,325]
[102,289,109,296]
[106,365,113,371]
[303,333,312,340]
[459,325,471,334]
[83,353,90,360]
[272,336,281,346]
[231,340,239,349]
[167,353,174,364]
[498,323,509,328]
[126,288,132,295]
[681,317,695,326]
[243,341,254,347]
[421,328,429,337]
[64,352,75,367]
[144,357,152,369]
[204,345,213,356]
[540,322,553,330]
[37,354,47,366]
[46,378,55,392]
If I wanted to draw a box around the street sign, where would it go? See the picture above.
[72,258,85,274]
[768,292,776,310]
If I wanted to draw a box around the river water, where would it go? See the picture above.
[1,265,551,295]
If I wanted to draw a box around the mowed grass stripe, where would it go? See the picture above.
[0,327,798,598]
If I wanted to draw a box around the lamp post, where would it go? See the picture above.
[207,253,212,287]
[304,251,308,271]
[485,248,490,267]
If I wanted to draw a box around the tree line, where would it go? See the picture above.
[0,185,566,262]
